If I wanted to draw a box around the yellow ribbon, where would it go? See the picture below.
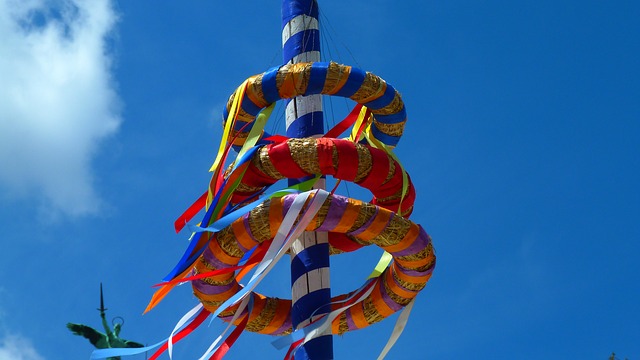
[349,105,371,143]
[235,103,275,163]
[367,251,393,279]
[209,79,248,173]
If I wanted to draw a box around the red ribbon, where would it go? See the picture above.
[174,191,208,233]
[323,104,363,139]
[149,307,211,360]
[209,314,249,360]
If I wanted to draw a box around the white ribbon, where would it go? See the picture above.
[376,299,416,360]
[197,295,251,360]
[197,189,330,359]
[168,303,203,359]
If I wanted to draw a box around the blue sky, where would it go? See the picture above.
[1,0,638,359]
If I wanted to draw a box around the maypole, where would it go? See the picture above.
[96,4,439,360]
[281,1,333,359]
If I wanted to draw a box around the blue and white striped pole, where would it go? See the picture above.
[282,1,333,359]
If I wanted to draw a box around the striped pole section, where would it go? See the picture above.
[282,1,333,359]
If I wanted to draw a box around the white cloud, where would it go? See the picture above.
[0,0,121,218]
[0,335,44,360]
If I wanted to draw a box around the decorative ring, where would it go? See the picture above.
[224,62,407,148]
[229,137,416,253]
[192,192,435,335]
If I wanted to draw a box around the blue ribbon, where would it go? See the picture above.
[91,339,165,359]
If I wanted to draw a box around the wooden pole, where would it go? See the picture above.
[282,1,333,359]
